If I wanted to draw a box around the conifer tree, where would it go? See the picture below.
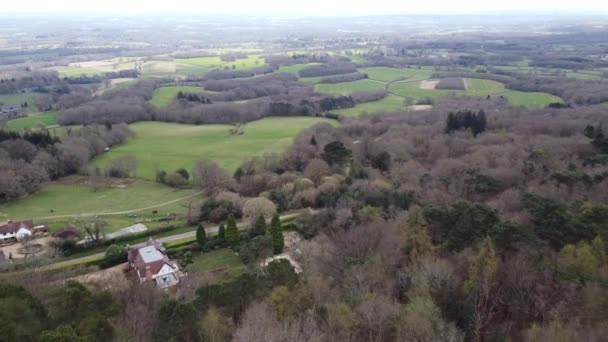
[270,213,284,254]
[253,214,267,237]
[218,223,226,240]
[196,224,207,246]
[225,214,240,248]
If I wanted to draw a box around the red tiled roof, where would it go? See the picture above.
[0,220,34,235]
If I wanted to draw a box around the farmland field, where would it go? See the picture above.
[315,79,386,94]
[0,92,43,113]
[92,117,337,180]
[389,78,562,107]
[333,94,407,117]
[149,86,209,108]
[0,177,196,221]
[278,63,321,75]
[500,90,563,108]
[5,111,58,130]
[175,55,265,70]
[362,67,435,82]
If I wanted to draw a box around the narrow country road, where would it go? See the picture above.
[45,212,303,269]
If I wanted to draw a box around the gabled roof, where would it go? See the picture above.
[129,240,177,279]
[0,220,34,235]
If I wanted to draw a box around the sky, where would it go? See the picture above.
[1,0,607,15]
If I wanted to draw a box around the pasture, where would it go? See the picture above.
[48,59,139,77]
[5,111,58,130]
[92,117,337,180]
[175,55,265,70]
[362,67,435,82]
[333,94,407,117]
[149,86,209,108]
[315,79,386,94]
[0,92,43,113]
[389,78,562,107]
[0,177,196,222]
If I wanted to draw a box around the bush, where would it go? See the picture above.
[100,244,127,269]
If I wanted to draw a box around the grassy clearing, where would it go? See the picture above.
[5,111,58,130]
[0,92,42,113]
[0,177,196,222]
[48,60,138,77]
[362,67,435,82]
[175,55,265,70]
[333,95,407,117]
[92,117,337,180]
[566,72,602,80]
[189,249,247,282]
[500,91,563,108]
[149,86,209,108]
[315,79,386,94]
[278,63,321,75]
[389,78,562,107]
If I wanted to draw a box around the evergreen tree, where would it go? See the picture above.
[322,141,352,166]
[252,214,267,237]
[218,223,226,240]
[270,213,284,254]
[196,224,207,246]
[310,134,317,146]
[225,214,240,248]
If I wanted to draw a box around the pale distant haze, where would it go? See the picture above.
[2,0,608,15]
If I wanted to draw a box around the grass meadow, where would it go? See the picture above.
[315,79,386,94]
[5,111,58,130]
[362,67,435,82]
[333,94,407,117]
[175,55,265,70]
[0,177,196,222]
[149,86,209,108]
[92,117,337,180]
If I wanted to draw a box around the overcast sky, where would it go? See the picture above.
[1,0,607,15]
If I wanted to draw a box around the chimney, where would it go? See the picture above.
[145,265,153,281]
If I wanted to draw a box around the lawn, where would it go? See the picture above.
[315,79,386,94]
[92,117,337,180]
[149,86,209,108]
[362,67,435,82]
[333,94,407,117]
[466,78,505,93]
[0,177,197,222]
[175,55,265,70]
[189,249,247,282]
[0,93,43,113]
[5,111,58,130]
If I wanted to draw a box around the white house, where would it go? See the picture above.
[0,220,34,243]
[127,240,180,289]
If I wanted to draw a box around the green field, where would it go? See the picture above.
[5,111,58,130]
[315,79,386,94]
[189,249,247,282]
[48,60,138,77]
[0,178,196,222]
[149,86,209,108]
[0,93,43,113]
[389,78,562,107]
[362,67,435,82]
[566,72,602,80]
[278,63,321,75]
[500,91,563,108]
[333,94,407,117]
[92,117,337,180]
[175,55,265,70]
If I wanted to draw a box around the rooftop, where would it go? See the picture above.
[138,245,164,263]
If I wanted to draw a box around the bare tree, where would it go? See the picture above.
[192,160,231,196]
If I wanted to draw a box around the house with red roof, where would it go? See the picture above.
[0,221,49,243]
[127,240,180,289]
